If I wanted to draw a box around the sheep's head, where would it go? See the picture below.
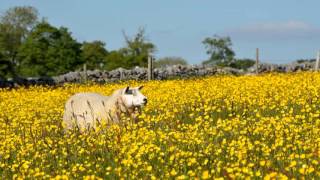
[122,86,147,108]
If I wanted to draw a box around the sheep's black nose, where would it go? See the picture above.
[143,98,148,104]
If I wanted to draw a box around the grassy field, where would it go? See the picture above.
[0,72,320,179]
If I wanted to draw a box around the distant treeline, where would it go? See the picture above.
[0,6,263,79]
[0,6,159,78]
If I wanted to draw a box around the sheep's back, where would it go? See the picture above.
[63,92,111,130]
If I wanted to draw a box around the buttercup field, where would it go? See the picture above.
[0,72,319,179]
[1,1,320,179]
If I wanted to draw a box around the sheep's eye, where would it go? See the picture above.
[133,90,137,96]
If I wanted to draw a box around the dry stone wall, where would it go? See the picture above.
[0,61,318,88]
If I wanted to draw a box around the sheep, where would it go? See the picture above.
[63,86,147,131]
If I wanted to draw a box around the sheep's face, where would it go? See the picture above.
[122,86,147,108]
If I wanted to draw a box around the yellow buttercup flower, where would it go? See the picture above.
[201,170,210,179]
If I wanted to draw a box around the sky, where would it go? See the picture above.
[1,0,320,64]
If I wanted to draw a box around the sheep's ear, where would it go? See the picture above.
[124,86,130,94]
[138,85,144,90]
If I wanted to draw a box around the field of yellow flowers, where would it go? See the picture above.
[0,72,320,179]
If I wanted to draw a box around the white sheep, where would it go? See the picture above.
[63,86,147,131]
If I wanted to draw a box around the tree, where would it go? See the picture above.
[18,21,82,76]
[0,53,16,79]
[121,27,156,67]
[0,6,38,77]
[103,50,128,71]
[81,41,108,70]
[229,58,255,70]
[103,28,156,71]
[154,57,188,68]
[202,35,235,66]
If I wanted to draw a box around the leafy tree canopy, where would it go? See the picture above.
[18,21,82,76]
[0,6,38,77]
[103,50,128,71]
[103,28,156,70]
[121,27,156,67]
[0,53,16,79]
[202,35,235,66]
[81,40,108,70]
[229,58,255,70]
